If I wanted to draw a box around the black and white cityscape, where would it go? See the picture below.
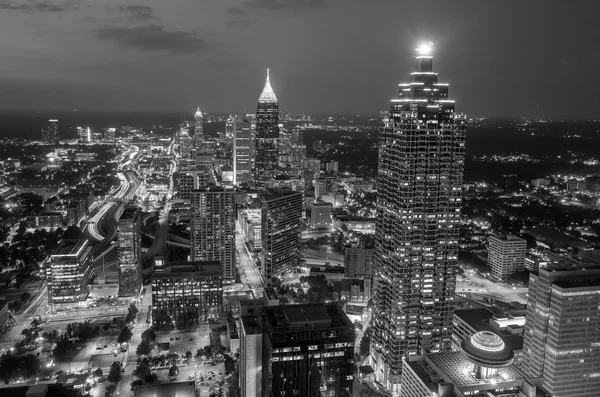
[0,1,599,397]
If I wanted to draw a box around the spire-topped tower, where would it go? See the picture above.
[258,68,278,103]
[193,106,204,148]
[255,68,280,189]
[370,43,467,393]
[195,107,203,117]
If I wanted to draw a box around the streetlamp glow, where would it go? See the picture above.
[416,41,434,56]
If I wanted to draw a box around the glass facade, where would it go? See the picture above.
[48,240,93,305]
[370,53,466,390]
[117,207,142,297]
[255,70,280,189]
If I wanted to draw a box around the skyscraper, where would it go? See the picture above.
[522,264,600,397]
[42,119,59,144]
[233,115,252,186]
[190,187,236,282]
[487,234,526,281]
[260,188,302,285]
[255,69,279,189]
[194,107,204,148]
[77,126,92,143]
[48,240,93,307]
[370,44,467,392]
[117,206,142,297]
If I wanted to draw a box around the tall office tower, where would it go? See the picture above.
[48,240,93,307]
[77,126,92,143]
[487,234,526,281]
[255,69,279,189]
[522,265,600,397]
[102,127,116,141]
[190,187,236,282]
[194,107,204,148]
[246,113,257,169]
[262,302,355,397]
[117,206,142,297]
[42,119,59,144]
[326,160,339,174]
[260,188,302,284]
[240,315,263,397]
[370,45,467,392]
[234,116,252,186]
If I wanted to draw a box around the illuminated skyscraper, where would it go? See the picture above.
[194,107,204,148]
[260,188,302,285]
[48,240,93,307]
[233,115,252,186]
[370,44,467,393]
[117,206,142,297]
[255,69,279,189]
[77,126,92,143]
[190,187,236,283]
[42,119,59,144]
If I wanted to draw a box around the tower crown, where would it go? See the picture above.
[258,68,278,103]
[195,107,203,117]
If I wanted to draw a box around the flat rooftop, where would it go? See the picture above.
[241,315,262,335]
[153,261,223,278]
[454,308,524,351]
[285,306,331,327]
[265,302,354,333]
[52,240,88,257]
[133,381,195,397]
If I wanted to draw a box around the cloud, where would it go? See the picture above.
[225,19,251,30]
[244,0,326,11]
[0,0,79,12]
[96,25,206,54]
[115,5,155,21]
[225,7,246,15]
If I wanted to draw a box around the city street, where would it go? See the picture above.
[235,225,264,297]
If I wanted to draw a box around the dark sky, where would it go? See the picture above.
[0,0,599,119]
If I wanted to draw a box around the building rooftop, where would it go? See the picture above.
[262,187,301,200]
[153,261,223,278]
[406,360,439,394]
[264,302,354,335]
[285,306,331,327]
[133,381,195,397]
[119,206,138,221]
[241,315,262,335]
[454,308,524,352]
[52,240,89,258]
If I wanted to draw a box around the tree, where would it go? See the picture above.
[117,327,133,344]
[168,364,179,377]
[141,327,156,342]
[8,299,24,313]
[359,328,371,357]
[53,334,70,359]
[130,379,144,390]
[185,351,192,362]
[105,383,117,397]
[224,354,235,375]
[133,358,156,383]
[93,368,103,377]
[107,361,123,384]
[136,340,151,356]
[125,303,139,324]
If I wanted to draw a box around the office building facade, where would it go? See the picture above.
[234,115,252,186]
[262,302,355,397]
[48,240,93,306]
[260,188,302,284]
[522,266,600,397]
[487,234,526,281]
[370,49,467,391]
[240,316,263,397]
[255,69,279,189]
[151,261,223,325]
[117,206,142,297]
[190,187,236,282]
[194,107,204,148]
[42,119,59,144]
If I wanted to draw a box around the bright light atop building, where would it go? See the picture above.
[416,41,434,56]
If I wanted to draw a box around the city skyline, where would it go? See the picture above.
[0,1,598,119]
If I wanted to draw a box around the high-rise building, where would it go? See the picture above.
[344,246,374,278]
[522,264,600,397]
[190,187,236,282]
[370,45,467,392]
[77,126,92,143]
[262,302,355,397]
[260,188,302,284]
[315,177,339,199]
[48,240,93,306]
[255,69,279,189]
[42,119,59,144]
[194,107,204,148]
[234,115,252,186]
[117,206,142,297]
[240,315,263,397]
[326,161,339,174]
[309,200,331,230]
[151,261,223,325]
[179,167,212,201]
[487,234,526,281]
[102,127,116,142]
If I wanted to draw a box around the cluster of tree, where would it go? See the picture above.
[136,326,157,357]
[117,327,132,344]
[104,361,123,397]
[130,358,158,390]
[195,345,227,362]
[507,270,531,286]
[0,353,40,383]
[125,303,138,324]
[67,321,100,341]
[359,327,371,358]
[153,310,174,331]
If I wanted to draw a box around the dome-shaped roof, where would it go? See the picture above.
[461,331,513,368]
